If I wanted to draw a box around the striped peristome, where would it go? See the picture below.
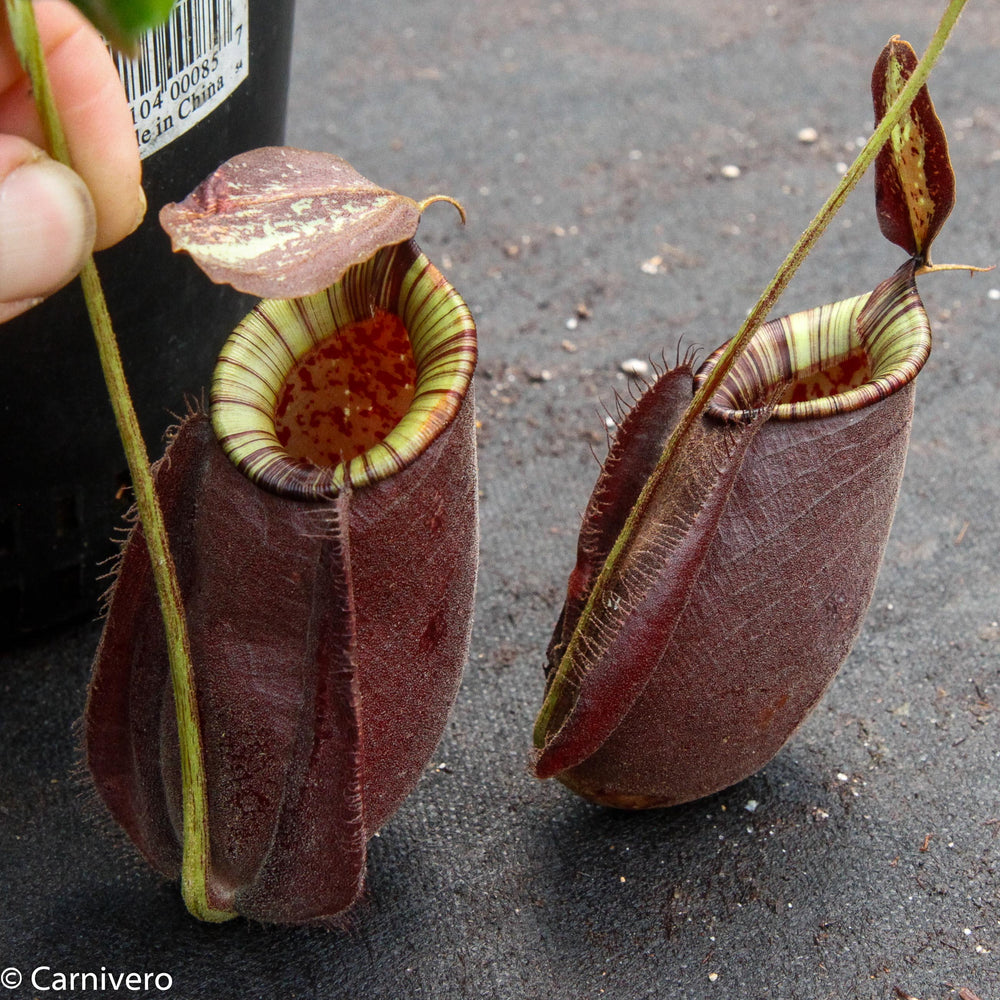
[211,239,477,499]
[697,260,928,422]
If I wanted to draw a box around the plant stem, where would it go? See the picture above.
[538,0,970,744]
[5,0,234,921]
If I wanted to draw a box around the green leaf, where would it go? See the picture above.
[160,147,453,299]
[68,0,175,52]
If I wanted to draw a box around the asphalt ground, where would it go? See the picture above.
[2,1,998,998]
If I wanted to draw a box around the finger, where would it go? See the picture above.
[0,135,95,322]
[0,1,144,250]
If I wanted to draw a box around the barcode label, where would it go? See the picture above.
[113,0,249,159]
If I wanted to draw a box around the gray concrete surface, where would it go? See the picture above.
[2,1,998,998]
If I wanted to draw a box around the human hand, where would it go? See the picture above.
[0,0,143,322]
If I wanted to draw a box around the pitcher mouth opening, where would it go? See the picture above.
[695,261,930,422]
[210,241,477,500]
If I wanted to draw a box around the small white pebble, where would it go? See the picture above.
[565,316,579,331]
[797,126,819,144]
[744,799,759,813]
[964,927,973,935]
[708,972,719,983]
[620,358,650,378]
[987,288,1000,301]
[836,772,849,782]
[720,164,741,179]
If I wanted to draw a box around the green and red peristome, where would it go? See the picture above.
[211,239,477,500]
[698,260,929,421]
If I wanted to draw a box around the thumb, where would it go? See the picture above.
[0,136,96,324]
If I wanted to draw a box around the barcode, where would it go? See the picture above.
[113,0,236,104]
[114,0,248,158]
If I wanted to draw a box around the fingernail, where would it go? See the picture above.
[132,184,148,233]
[0,295,44,324]
[0,157,96,305]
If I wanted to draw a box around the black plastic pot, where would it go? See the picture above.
[0,0,296,641]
